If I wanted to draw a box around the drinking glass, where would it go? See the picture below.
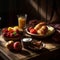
[17,14,27,29]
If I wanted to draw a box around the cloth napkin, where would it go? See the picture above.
[50,24,60,43]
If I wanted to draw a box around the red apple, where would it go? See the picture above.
[13,41,22,51]
[30,29,37,34]
[5,41,14,50]
[28,27,33,31]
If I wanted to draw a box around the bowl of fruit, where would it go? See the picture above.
[26,22,55,38]
[2,26,23,41]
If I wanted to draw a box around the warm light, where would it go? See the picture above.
[27,0,50,20]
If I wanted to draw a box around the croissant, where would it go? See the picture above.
[34,22,46,30]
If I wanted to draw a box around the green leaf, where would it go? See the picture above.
[13,32,17,36]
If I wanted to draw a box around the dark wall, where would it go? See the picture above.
[1,0,41,27]
[0,0,9,15]
[0,0,60,28]
[40,0,60,23]
[0,0,9,28]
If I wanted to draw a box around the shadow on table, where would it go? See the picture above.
[10,49,31,56]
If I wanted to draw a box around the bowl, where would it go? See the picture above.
[2,26,24,41]
[3,36,21,41]
[25,25,55,38]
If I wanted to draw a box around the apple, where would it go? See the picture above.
[5,41,14,50]
[28,27,33,31]
[13,41,22,51]
[30,29,37,34]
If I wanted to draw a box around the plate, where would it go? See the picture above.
[27,41,45,51]
[25,26,55,37]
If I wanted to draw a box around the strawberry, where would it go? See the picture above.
[30,29,37,34]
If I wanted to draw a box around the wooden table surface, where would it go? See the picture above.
[0,24,60,60]
[0,34,60,60]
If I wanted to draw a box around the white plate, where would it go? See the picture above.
[26,26,55,37]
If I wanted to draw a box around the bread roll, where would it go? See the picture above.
[34,22,46,30]
[37,25,48,36]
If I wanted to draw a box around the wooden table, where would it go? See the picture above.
[0,33,60,60]
[0,24,60,60]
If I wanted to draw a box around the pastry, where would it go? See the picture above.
[34,22,46,30]
[37,25,48,36]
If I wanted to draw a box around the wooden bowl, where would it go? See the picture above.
[3,36,21,41]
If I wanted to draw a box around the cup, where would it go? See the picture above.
[17,14,27,29]
[22,38,32,48]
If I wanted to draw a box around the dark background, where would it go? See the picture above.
[0,0,60,28]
